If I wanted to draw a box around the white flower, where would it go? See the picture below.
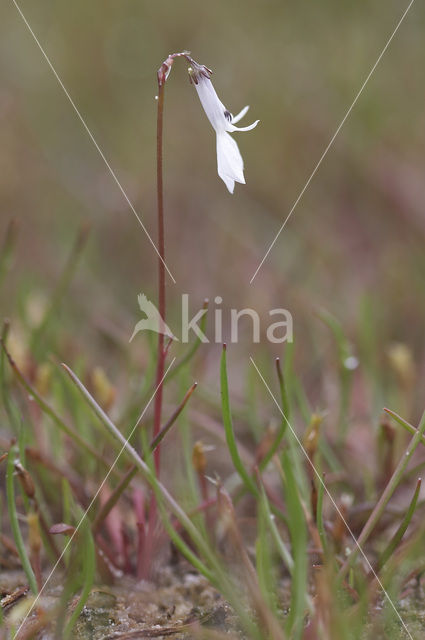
[190,67,259,194]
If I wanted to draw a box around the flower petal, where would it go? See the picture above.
[226,119,260,133]
[194,76,228,132]
[216,132,245,194]
[231,105,250,124]
[220,172,235,194]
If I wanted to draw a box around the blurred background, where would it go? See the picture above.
[1,0,425,438]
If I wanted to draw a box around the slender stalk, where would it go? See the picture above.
[141,72,167,580]
[153,80,166,475]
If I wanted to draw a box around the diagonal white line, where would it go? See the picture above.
[13,357,176,639]
[250,0,416,284]
[249,356,413,640]
[10,0,176,284]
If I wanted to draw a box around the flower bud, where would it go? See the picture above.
[192,440,207,475]
[34,362,52,397]
[28,511,41,554]
[91,366,116,411]
[387,342,415,388]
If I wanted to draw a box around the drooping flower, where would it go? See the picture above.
[189,63,259,194]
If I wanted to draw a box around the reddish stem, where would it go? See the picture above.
[141,78,166,580]
[153,81,166,475]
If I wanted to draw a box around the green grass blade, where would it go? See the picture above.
[1,339,107,466]
[281,450,307,640]
[6,447,38,594]
[340,408,425,578]
[257,358,289,471]
[93,383,197,533]
[220,345,258,497]
[1,321,20,431]
[384,407,425,447]
[260,485,294,574]
[378,477,421,571]
[61,362,219,578]
[63,517,95,639]
[256,496,278,615]
[141,428,215,584]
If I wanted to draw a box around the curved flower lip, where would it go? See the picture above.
[191,73,259,193]
[193,75,259,134]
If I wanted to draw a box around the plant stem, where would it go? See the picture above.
[62,362,217,582]
[92,383,197,535]
[142,78,167,579]
[153,81,166,475]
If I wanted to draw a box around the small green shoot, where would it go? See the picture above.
[6,447,38,594]
[220,345,258,496]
